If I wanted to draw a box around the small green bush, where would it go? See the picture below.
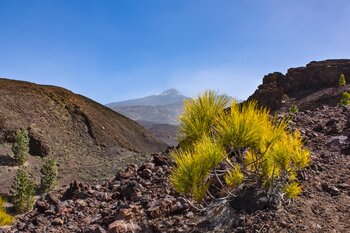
[11,167,35,213]
[171,91,310,205]
[0,196,13,226]
[340,91,350,106]
[40,158,58,192]
[289,105,299,113]
[12,129,30,166]
[339,73,346,86]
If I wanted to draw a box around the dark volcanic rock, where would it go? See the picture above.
[248,59,350,111]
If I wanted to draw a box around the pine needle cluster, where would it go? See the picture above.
[171,90,310,204]
[0,196,13,226]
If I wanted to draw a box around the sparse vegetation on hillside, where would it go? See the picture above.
[11,168,35,213]
[12,129,30,166]
[171,91,310,207]
[0,196,13,226]
[0,79,168,196]
[340,91,350,106]
[40,158,58,192]
[339,73,346,86]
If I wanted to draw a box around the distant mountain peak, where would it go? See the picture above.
[157,88,182,96]
[106,88,188,108]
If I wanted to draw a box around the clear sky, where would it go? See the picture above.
[1,0,350,104]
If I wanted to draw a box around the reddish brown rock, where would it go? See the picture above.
[108,220,135,233]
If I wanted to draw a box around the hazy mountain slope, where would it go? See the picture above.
[0,78,167,193]
[107,89,187,146]
[112,102,183,125]
[139,120,178,146]
[107,88,188,126]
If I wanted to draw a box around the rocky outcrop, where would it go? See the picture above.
[248,59,350,111]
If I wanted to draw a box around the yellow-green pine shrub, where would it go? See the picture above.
[11,167,36,213]
[171,91,310,203]
[12,129,30,166]
[339,73,346,86]
[0,196,13,226]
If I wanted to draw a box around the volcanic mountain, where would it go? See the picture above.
[0,78,168,194]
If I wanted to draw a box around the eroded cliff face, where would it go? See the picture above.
[248,59,350,111]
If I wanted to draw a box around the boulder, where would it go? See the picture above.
[108,220,136,233]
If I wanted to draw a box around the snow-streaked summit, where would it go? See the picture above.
[156,88,182,96]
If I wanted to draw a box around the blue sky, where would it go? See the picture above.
[1,0,350,104]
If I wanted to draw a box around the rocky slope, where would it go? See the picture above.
[248,59,350,111]
[3,105,349,233]
[0,78,167,194]
[111,103,184,126]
